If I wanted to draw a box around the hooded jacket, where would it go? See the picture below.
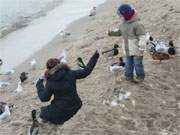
[109,15,146,56]
[36,51,99,124]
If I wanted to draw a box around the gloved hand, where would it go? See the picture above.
[94,49,100,57]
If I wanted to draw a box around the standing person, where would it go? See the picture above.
[34,50,99,124]
[108,4,147,83]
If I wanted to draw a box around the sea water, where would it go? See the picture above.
[0,0,105,70]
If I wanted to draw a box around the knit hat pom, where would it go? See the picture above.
[117,4,135,20]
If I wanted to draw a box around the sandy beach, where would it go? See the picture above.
[0,0,180,134]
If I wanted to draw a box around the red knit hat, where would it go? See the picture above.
[117,4,135,21]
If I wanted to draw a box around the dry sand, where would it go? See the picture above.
[0,0,180,134]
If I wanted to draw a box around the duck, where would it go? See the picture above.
[150,47,170,63]
[110,57,125,74]
[155,41,169,54]
[102,44,119,59]
[89,7,96,17]
[168,40,176,55]
[15,81,23,93]
[20,72,28,83]
[30,59,37,70]
[147,34,176,56]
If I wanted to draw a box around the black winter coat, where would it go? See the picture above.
[36,51,99,124]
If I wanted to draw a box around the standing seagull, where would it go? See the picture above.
[110,57,125,82]
[0,81,10,88]
[0,105,11,122]
[0,69,15,80]
[89,7,96,16]
[59,30,71,39]
[0,59,3,66]
[58,49,67,63]
[15,81,23,93]
[30,59,37,70]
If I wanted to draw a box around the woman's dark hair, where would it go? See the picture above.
[46,58,60,69]
[45,58,70,78]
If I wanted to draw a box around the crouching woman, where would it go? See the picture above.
[35,50,99,124]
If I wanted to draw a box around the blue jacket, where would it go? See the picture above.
[36,51,99,124]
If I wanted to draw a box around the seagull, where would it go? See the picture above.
[155,41,169,54]
[59,30,71,39]
[0,81,10,88]
[20,72,28,83]
[0,59,3,66]
[89,7,96,17]
[123,92,132,99]
[0,105,11,122]
[131,99,136,107]
[0,69,15,79]
[110,57,125,82]
[15,81,23,93]
[58,49,67,63]
[110,100,118,107]
[30,59,37,70]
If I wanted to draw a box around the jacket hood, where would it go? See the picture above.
[46,63,70,81]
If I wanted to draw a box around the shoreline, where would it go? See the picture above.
[0,0,180,134]
[0,0,106,71]
[11,0,108,78]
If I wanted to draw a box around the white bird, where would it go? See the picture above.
[59,30,71,39]
[0,81,10,88]
[110,100,118,107]
[0,59,3,66]
[118,91,131,101]
[102,100,110,105]
[155,41,169,54]
[15,81,23,93]
[58,49,67,63]
[110,60,125,82]
[123,91,132,99]
[131,99,136,107]
[0,69,15,79]
[145,32,151,41]
[178,102,180,109]
[30,59,37,70]
[89,7,96,16]
[0,105,11,122]
[110,65,125,74]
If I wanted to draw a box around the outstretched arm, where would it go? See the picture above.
[36,79,52,102]
[74,50,99,79]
